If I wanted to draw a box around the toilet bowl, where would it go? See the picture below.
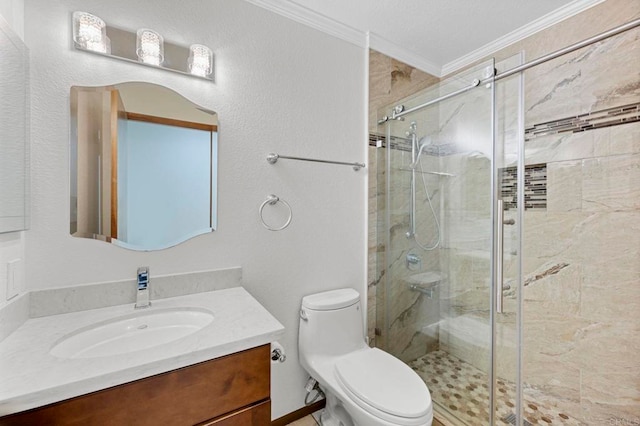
[299,288,433,426]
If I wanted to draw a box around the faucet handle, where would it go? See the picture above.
[135,267,151,309]
[137,267,149,291]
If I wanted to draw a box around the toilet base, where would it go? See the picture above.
[320,392,354,426]
[318,385,432,426]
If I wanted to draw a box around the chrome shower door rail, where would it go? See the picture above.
[386,18,640,121]
[392,79,481,120]
[491,17,640,83]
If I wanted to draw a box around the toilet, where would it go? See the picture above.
[299,288,433,426]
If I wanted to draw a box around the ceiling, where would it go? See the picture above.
[247,0,604,76]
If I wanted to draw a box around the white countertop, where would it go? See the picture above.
[0,287,285,416]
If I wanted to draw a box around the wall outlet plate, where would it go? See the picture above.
[6,259,20,301]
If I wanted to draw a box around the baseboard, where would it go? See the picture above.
[271,399,326,426]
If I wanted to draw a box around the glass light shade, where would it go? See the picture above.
[73,11,106,52]
[188,44,213,77]
[86,36,111,54]
[136,29,164,66]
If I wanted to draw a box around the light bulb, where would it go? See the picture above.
[86,36,110,54]
[73,12,106,52]
[136,29,164,66]
[188,44,213,77]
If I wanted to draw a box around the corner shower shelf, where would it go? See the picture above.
[407,271,445,299]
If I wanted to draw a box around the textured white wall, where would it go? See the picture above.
[24,0,366,418]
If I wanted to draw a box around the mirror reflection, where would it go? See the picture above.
[70,82,218,250]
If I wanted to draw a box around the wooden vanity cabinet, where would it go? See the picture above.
[0,344,271,426]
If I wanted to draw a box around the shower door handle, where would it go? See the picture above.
[496,200,505,314]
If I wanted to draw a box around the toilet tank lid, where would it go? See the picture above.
[301,288,360,310]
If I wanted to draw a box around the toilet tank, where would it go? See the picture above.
[299,289,366,359]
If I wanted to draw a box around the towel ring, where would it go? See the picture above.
[259,194,292,231]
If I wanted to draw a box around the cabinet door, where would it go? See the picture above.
[0,345,270,426]
[197,400,270,426]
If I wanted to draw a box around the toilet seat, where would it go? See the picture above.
[334,348,432,423]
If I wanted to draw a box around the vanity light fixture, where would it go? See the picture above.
[72,11,214,81]
[188,44,213,77]
[136,28,164,66]
[72,11,108,53]
[97,36,111,54]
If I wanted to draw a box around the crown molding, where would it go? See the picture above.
[368,32,441,77]
[244,0,365,47]
[441,0,605,76]
[246,0,441,75]
[247,0,606,78]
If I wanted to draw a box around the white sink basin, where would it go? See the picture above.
[50,307,214,359]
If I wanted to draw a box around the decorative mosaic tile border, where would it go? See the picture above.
[373,103,639,212]
[369,133,410,151]
[369,133,459,156]
[525,102,640,140]
[373,102,639,147]
[371,134,549,211]
[501,163,547,211]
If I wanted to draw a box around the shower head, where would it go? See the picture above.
[410,136,432,169]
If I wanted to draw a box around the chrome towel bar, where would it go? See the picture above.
[266,153,365,171]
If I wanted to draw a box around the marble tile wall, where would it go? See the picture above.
[519,121,640,424]
[516,2,639,422]
[367,144,379,346]
[422,61,498,377]
[369,0,639,424]
[435,19,639,426]
[454,1,640,422]
[369,50,440,134]
[385,147,442,362]
[371,61,497,364]
[367,51,440,348]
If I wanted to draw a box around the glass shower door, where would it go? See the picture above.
[375,58,524,425]
[493,53,525,426]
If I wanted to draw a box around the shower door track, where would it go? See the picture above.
[492,17,640,82]
[391,18,640,120]
[390,78,481,120]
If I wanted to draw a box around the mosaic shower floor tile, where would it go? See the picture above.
[409,350,584,426]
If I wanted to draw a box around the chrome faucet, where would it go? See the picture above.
[135,266,151,309]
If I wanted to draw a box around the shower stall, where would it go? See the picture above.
[371,17,640,426]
